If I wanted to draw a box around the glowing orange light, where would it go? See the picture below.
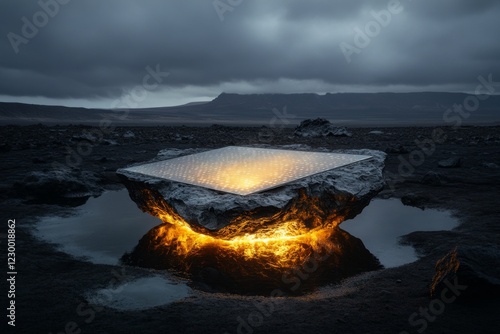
[123,189,381,294]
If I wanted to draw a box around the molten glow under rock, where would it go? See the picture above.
[119,147,385,294]
[122,189,381,295]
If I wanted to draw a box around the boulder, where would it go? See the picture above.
[385,144,409,154]
[294,118,352,138]
[117,145,386,231]
[12,169,102,204]
[438,157,461,168]
[117,145,386,295]
[123,130,135,138]
[421,171,447,186]
[430,247,500,299]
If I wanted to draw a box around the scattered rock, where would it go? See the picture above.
[401,194,429,209]
[101,139,119,146]
[385,144,409,154]
[0,143,12,152]
[71,133,97,143]
[430,247,500,299]
[294,118,352,138]
[173,133,194,141]
[325,127,352,137]
[99,171,122,184]
[123,131,136,138]
[481,162,499,169]
[421,171,446,186]
[438,157,461,168]
[485,135,499,142]
[12,169,102,203]
[32,157,46,164]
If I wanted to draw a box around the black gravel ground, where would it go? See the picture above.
[1,124,500,334]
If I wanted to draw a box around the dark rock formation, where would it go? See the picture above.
[12,169,102,204]
[431,247,500,299]
[438,157,461,168]
[294,119,352,138]
[117,146,386,231]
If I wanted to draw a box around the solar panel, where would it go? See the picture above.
[122,146,372,196]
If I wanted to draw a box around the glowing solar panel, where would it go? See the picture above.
[123,146,372,196]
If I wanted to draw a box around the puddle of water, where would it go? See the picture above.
[34,190,162,265]
[87,276,191,310]
[34,190,458,292]
[340,198,458,267]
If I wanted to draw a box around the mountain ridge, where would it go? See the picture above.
[1,92,499,126]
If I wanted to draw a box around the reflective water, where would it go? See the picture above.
[34,190,458,294]
[35,190,162,265]
[87,276,191,310]
[341,198,458,267]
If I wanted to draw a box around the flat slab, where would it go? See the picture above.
[121,146,371,196]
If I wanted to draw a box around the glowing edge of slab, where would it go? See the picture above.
[122,147,373,196]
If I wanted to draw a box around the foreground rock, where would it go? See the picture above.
[438,157,461,168]
[294,118,352,138]
[12,169,102,204]
[117,145,385,294]
[430,247,500,299]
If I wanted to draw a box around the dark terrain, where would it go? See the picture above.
[1,124,500,333]
[2,92,500,126]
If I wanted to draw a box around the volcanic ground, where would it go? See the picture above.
[1,124,500,333]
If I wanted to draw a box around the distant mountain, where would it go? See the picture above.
[1,92,499,126]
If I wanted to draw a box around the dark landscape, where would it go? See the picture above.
[2,92,500,126]
[1,1,500,333]
[1,120,500,333]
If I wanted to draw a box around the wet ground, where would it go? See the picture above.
[1,124,500,333]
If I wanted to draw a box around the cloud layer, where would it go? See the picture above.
[1,0,499,107]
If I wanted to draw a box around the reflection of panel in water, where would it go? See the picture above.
[122,146,371,196]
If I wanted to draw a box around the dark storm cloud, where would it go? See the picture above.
[0,0,499,102]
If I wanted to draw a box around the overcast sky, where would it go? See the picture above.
[1,0,499,108]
